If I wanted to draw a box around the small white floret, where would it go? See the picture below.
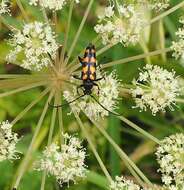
[35,133,87,186]
[0,120,20,161]
[131,64,180,115]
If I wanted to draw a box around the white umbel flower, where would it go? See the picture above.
[94,4,145,46]
[156,133,184,189]
[0,120,20,161]
[110,176,140,190]
[137,0,170,12]
[63,71,121,120]
[131,64,180,115]
[149,0,170,11]
[0,0,10,15]
[36,133,86,186]
[6,21,58,71]
[29,0,80,11]
[172,19,184,60]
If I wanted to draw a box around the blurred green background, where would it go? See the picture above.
[0,0,184,189]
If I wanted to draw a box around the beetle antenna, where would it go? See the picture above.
[90,95,121,116]
[49,94,86,108]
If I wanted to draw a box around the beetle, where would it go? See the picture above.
[49,44,120,116]
[73,43,104,95]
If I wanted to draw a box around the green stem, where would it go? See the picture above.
[0,74,40,79]
[60,0,75,66]
[74,112,113,183]
[40,93,57,190]
[117,115,161,144]
[101,47,171,69]
[91,119,153,187]
[56,91,64,146]
[12,91,53,189]
[139,39,151,65]
[0,15,15,30]
[176,98,184,103]
[16,0,29,22]
[41,7,49,24]
[64,0,94,65]
[148,1,184,26]
[11,87,50,125]
[0,81,48,98]
[96,44,114,57]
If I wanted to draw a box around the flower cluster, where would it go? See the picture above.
[0,120,20,161]
[148,0,170,11]
[6,21,58,71]
[171,18,184,60]
[0,0,10,15]
[136,0,170,12]
[131,64,180,115]
[35,134,86,186]
[94,4,145,46]
[156,133,184,189]
[64,71,120,120]
[109,176,140,190]
[29,0,79,11]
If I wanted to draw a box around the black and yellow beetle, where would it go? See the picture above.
[50,44,120,116]
[73,43,104,95]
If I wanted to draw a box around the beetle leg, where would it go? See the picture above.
[94,76,105,81]
[72,75,82,80]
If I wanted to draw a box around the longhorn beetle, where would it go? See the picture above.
[50,44,120,116]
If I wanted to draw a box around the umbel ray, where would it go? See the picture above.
[49,44,120,116]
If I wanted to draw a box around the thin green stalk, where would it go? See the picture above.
[96,44,114,57]
[56,91,64,146]
[60,0,75,66]
[139,39,151,65]
[0,75,49,89]
[41,94,57,190]
[13,126,49,190]
[41,7,49,24]
[91,119,153,186]
[176,98,184,103]
[0,81,48,98]
[16,0,29,22]
[64,0,94,65]
[74,112,113,184]
[148,1,184,26]
[101,47,171,69]
[117,115,161,144]
[11,87,50,126]
[125,163,145,187]
[12,91,53,189]
[0,74,33,79]
[0,15,15,30]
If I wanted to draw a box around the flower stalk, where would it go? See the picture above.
[13,91,54,189]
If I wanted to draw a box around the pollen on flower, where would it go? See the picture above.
[0,0,10,15]
[0,120,20,161]
[156,133,184,189]
[63,71,121,120]
[171,19,184,60]
[29,0,80,11]
[35,133,87,187]
[109,176,140,190]
[94,4,145,46]
[6,21,58,71]
[131,64,180,115]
